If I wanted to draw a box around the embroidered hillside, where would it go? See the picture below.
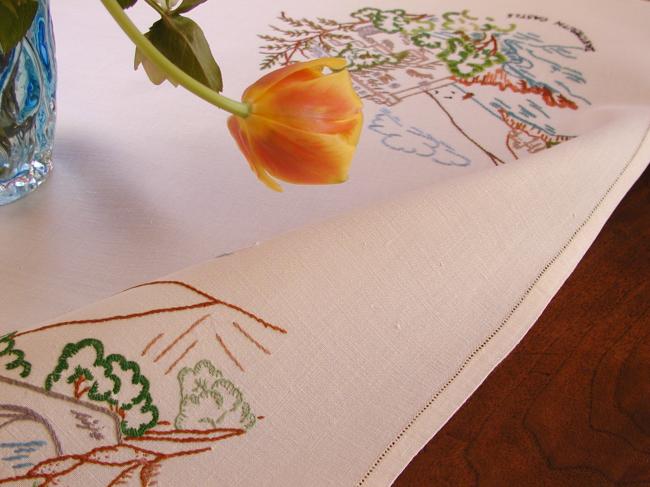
[0,281,286,485]
[259,8,593,167]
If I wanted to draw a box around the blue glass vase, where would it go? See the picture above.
[0,0,56,205]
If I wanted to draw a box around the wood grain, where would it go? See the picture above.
[395,167,650,487]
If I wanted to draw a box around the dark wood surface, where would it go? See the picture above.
[395,166,650,487]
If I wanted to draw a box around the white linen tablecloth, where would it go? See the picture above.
[1,0,648,329]
[1,0,649,485]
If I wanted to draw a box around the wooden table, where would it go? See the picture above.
[396,167,650,486]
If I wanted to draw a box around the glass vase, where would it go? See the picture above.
[0,0,56,205]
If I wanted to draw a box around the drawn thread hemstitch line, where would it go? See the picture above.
[357,123,650,485]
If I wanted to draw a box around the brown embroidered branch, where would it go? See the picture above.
[215,333,245,373]
[232,321,271,355]
[73,376,90,400]
[425,90,505,165]
[141,333,164,356]
[164,340,198,376]
[259,11,359,68]
[0,443,216,486]
[107,462,140,486]
[16,280,287,337]
[154,315,209,363]
[125,428,245,443]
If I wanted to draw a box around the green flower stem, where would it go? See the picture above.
[100,0,250,118]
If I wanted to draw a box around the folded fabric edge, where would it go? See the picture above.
[360,117,650,486]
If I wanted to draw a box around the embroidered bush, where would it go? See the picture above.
[175,359,256,431]
[44,338,159,437]
[261,8,514,80]
[0,332,31,378]
[351,7,410,33]
[437,35,508,79]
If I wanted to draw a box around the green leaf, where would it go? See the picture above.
[135,15,223,92]
[0,0,38,55]
[117,0,138,8]
[173,0,208,15]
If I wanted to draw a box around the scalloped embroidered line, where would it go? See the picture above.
[357,124,650,486]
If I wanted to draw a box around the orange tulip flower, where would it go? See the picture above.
[103,4,364,193]
[227,58,363,191]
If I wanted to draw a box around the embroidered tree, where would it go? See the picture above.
[0,332,31,378]
[45,338,159,437]
[175,359,256,431]
[260,8,591,165]
[258,12,356,70]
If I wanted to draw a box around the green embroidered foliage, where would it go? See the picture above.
[175,359,256,431]
[437,36,507,79]
[411,31,441,50]
[260,7,516,88]
[0,332,31,378]
[337,43,407,71]
[342,8,510,79]
[45,338,159,437]
[440,10,515,35]
[351,7,410,34]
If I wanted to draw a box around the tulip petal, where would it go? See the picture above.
[242,114,358,185]
[252,69,363,135]
[229,58,363,191]
[227,115,283,192]
[243,58,348,104]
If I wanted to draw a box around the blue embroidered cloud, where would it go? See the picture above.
[369,108,471,167]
